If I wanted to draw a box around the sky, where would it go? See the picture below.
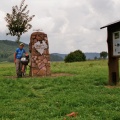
[0,0,120,54]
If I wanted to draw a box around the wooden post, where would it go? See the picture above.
[107,26,119,85]
[101,21,120,85]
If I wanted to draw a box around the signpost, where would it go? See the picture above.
[101,21,120,85]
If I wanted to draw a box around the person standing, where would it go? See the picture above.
[14,43,27,77]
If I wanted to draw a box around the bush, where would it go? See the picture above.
[100,51,108,59]
[64,50,86,62]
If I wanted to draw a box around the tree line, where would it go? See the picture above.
[64,50,108,63]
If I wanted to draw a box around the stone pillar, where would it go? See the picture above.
[29,32,51,76]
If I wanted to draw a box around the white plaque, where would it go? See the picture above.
[34,40,48,55]
[113,31,120,56]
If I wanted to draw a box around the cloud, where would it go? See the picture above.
[0,10,7,32]
[0,0,120,53]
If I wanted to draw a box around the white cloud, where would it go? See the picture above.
[0,10,7,32]
[0,0,120,53]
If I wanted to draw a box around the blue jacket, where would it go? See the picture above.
[15,48,26,59]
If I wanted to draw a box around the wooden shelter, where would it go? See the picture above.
[101,20,120,85]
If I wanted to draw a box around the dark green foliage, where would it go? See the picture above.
[5,0,35,42]
[64,50,86,62]
[94,56,98,60]
[100,51,108,59]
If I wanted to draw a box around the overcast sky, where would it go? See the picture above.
[0,0,120,53]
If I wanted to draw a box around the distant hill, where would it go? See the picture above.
[0,40,29,62]
[50,54,63,61]
[52,53,100,60]
[0,40,100,62]
[51,53,67,59]
[0,40,63,62]
[0,40,29,53]
[84,53,100,60]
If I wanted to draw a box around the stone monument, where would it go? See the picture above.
[29,32,51,76]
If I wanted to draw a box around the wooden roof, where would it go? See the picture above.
[100,20,120,29]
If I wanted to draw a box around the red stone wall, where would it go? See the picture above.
[29,32,51,76]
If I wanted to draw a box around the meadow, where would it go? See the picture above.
[0,60,120,120]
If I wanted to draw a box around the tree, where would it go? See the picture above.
[5,0,35,43]
[64,50,86,62]
[100,51,108,59]
[94,56,98,60]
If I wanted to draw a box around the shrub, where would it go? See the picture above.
[64,50,86,62]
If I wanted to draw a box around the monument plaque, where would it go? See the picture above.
[29,32,51,76]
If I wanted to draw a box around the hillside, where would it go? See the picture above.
[0,40,100,62]
[0,40,29,62]
[52,53,100,60]
[50,54,63,61]
[51,53,67,59]
[0,40,63,62]
[84,52,100,59]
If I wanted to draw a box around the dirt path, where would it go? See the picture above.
[5,73,74,79]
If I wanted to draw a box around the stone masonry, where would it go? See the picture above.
[29,32,51,76]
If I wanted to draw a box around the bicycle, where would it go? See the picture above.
[20,54,29,77]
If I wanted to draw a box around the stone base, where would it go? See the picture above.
[29,32,51,77]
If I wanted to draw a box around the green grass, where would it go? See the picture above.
[0,60,120,120]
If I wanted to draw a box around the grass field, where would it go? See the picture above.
[0,60,120,120]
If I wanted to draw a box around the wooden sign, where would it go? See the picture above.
[101,21,120,85]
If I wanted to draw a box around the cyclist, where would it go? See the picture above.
[14,43,28,78]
